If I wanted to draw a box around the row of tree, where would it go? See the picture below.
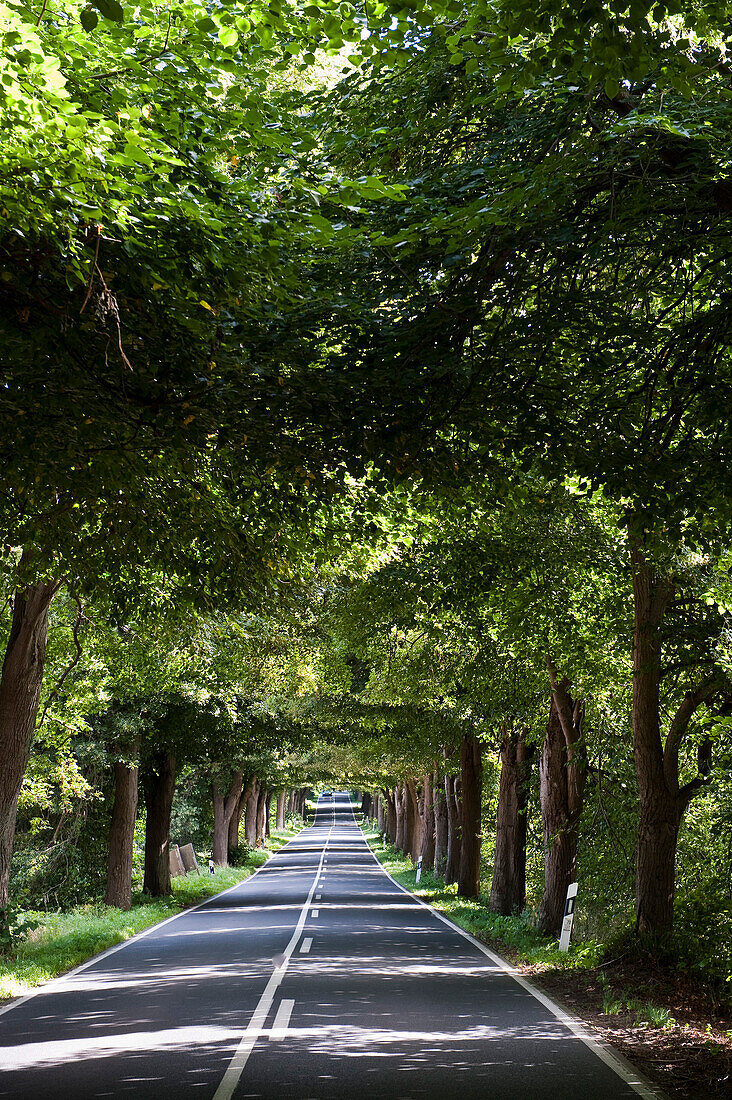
[3,2,732,970]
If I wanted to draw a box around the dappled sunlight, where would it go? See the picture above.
[0,802,637,1099]
[2,1025,241,1073]
[14,960,272,1000]
[268,1019,575,1052]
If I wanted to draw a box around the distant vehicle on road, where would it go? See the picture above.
[321,790,333,798]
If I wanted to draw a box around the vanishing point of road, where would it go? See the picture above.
[0,793,658,1098]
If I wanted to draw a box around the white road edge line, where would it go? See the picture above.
[269,998,295,1042]
[212,813,332,1100]
[0,822,316,1023]
[358,815,665,1100]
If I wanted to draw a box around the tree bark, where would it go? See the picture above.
[445,774,461,885]
[276,790,287,830]
[244,778,259,847]
[264,788,271,838]
[256,784,267,844]
[383,788,397,843]
[629,545,722,936]
[211,771,243,866]
[405,778,421,862]
[434,770,448,877]
[228,785,247,856]
[419,771,436,873]
[105,759,139,909]
[142,749,177,896]
[490,729,534,915]
[458,733,482,898]
[0,575,61,909]
[537,675,587,935]
[394,782,406,852]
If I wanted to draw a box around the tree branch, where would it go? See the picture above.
[663,675,722,792]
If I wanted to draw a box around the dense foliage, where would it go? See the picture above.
[2,0,732,1015]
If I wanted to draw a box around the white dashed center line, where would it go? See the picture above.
[300,938,313,954]
[269,999,295,1042]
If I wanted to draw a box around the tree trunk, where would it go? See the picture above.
[631,544,686,937]
[228,786,246,856]
[490,729,534,915]
[377,794,385,832]
[458,732,482,898]
[244,778,259,847]
[394,782,406,852]
[0,575,61,909]
[383,788,397,843]
[419,771,436,873]
[445,774,461,885]
[276,790,287,830]
[256,784,267,844]
[360,791,371,818]
[211,771,243,866]
[142,749,177,896]
[405,778,421,862]
[434,770,448,877]
[537,679,587,935]
[264,788,271,838]
[105,759,139,909]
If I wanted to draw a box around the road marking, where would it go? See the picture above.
[360,816,663,1099]
[269,999,295,1041]
[311,909,319,918]
[300,938,313,953]
[213,828,331,1100]
[0,823,311,1023]
[315,893,321,900]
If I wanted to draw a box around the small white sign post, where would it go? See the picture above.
[415,856,423,884]
[559,882,578,952]
[208,858,215,876]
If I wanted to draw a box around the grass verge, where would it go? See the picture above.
[0,830,296,1004]
[366,832,600,969]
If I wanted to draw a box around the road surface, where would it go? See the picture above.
[0,793,656,1098]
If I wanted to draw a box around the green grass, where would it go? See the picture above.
[600,988,677,1029]
[0,830,295,1003]
[367,834,602,971]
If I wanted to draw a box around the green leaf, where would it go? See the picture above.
[92,0,124,21]
[219,26,239,48]
[80,7,99,32]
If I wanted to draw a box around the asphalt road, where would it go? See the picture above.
[0,793,656,1098]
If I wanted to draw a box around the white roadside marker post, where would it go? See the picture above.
[208,858,215,875]
[415,855,423,884]
[559,882,578,952]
